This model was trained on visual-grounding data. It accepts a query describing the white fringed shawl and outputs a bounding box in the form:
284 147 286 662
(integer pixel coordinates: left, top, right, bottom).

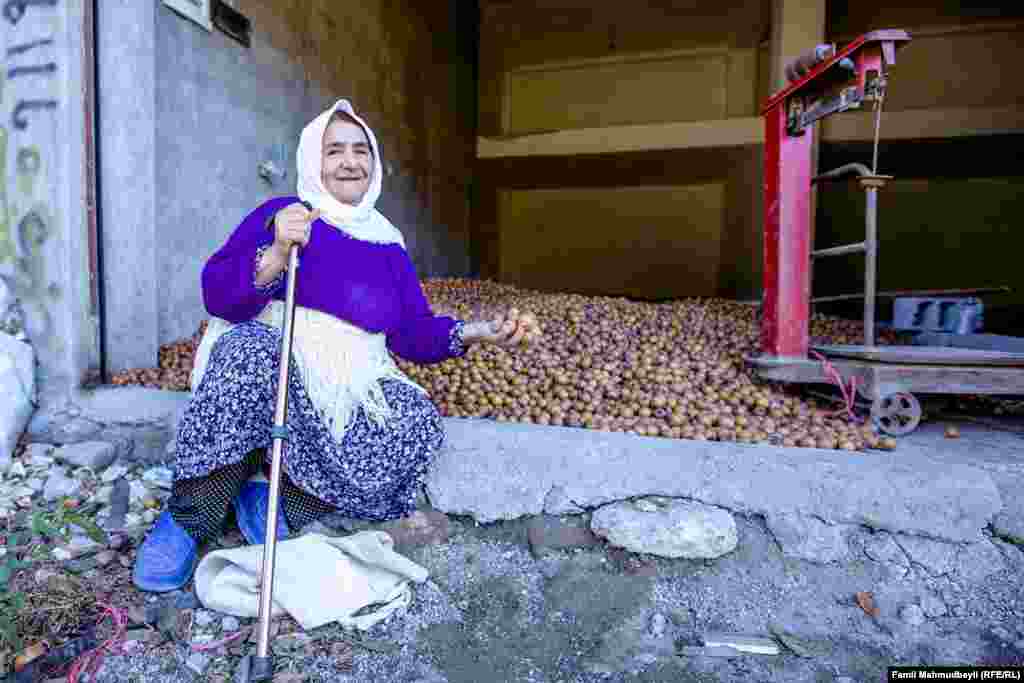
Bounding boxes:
191 302 426 441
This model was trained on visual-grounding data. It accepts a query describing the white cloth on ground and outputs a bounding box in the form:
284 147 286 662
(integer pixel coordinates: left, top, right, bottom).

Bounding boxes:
194 530 429 631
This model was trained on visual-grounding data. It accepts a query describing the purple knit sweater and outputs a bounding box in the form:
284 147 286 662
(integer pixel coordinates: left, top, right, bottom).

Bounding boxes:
201 196 463 365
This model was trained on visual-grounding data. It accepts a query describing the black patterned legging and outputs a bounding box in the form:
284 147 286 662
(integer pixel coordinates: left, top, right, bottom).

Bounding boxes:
168 448 334 543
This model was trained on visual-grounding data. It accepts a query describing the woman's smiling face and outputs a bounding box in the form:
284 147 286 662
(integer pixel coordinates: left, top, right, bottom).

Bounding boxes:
321 115 373 206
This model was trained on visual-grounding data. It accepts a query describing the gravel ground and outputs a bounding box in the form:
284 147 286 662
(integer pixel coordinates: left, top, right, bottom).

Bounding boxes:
5 418 1023 683
72 511 1024 683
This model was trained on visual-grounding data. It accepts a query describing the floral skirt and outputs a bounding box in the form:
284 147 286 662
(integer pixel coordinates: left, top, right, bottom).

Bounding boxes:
174 321 444 521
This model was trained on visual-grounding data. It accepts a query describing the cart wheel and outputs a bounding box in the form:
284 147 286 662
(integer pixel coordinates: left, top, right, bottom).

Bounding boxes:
871 392 922 436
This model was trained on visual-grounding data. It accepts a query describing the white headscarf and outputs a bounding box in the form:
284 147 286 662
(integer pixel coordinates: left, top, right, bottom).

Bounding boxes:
296 99 406 249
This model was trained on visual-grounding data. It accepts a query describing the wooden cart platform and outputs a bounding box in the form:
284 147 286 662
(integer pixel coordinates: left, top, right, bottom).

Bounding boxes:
745 344 1024 435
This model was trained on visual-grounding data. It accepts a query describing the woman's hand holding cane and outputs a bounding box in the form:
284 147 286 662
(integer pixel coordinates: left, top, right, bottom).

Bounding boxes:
256 205 320 287
272 203 321 259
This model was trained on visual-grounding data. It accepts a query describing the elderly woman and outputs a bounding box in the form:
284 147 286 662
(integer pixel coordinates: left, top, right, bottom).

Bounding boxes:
133 99 540 592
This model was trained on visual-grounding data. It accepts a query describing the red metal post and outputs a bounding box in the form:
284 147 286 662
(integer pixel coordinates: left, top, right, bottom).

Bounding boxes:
760 104 814 358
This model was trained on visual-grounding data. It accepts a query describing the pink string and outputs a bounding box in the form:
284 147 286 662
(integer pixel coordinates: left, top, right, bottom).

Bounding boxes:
66 603 128 683
190 627 249 652
63 606 248 680
810 350 863 423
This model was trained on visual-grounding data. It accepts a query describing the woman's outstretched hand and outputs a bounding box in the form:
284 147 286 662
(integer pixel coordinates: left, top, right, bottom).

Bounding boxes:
468 308 542 348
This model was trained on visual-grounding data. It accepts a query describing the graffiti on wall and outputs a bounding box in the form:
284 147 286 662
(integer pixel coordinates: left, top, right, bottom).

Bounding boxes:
0 0 58 346
3 1 57 26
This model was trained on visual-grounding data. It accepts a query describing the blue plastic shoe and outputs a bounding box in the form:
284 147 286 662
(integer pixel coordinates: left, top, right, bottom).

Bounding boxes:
233 481 291 546
132 511 199 593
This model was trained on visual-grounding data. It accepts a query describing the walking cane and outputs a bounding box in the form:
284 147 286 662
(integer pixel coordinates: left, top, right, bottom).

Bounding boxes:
237 214 306 681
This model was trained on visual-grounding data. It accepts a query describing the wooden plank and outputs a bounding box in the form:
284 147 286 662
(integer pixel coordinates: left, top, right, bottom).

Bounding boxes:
822 106 1024 142
506 50 729 133
744 355 829 383
813 344 1024 367
830 18 1024 44
746 353 1024 398
477 117 763 158
912 333 1024 355
477 104 1024 159
870 363 1024 397
811 286 1012 304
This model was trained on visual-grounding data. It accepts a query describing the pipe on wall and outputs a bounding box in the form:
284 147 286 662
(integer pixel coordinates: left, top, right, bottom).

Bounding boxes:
83 0 107 383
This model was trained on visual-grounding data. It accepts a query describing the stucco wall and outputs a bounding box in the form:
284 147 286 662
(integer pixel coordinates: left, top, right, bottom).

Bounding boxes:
1 0 97 407
153 3 324 351
101 0 477 371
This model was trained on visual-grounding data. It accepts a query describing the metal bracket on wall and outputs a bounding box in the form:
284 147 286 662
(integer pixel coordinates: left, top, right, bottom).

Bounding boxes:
258 160 286 184
161 0 213 32
213 0 250 47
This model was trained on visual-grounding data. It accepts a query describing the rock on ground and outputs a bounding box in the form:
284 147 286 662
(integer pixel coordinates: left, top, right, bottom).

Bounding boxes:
920 593 948 618
184 652 209 676
863 531 909 566
24 387 190 467
527 514 602 559
378 510 450 548
26 409 103 445
193 610 216 628
584 611 677 674
43 469 82 501
765 511 851 564
141 466 173 490
590 497 738 559
54 441 118 471
24 442 55 463
991 474 1024 545
102 463 130 483
76 386 190 427
0 331 35 473
954 540 1008 583
67 534 102 558
993 539 1024 570
893 534 959 577
900 603 926 626
0 278 23 337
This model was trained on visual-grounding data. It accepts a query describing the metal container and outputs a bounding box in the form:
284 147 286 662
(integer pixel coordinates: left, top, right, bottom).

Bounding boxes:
892 297 983 334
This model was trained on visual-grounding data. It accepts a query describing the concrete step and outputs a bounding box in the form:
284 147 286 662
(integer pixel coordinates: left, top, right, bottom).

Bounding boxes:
425 418 1004 546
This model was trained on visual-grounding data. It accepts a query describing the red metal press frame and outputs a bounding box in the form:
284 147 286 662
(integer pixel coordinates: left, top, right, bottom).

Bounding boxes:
759 30 911 359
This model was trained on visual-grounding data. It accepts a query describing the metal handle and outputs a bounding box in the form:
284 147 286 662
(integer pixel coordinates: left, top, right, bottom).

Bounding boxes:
811 162 871 184
808 162 883 347
812 242 866 259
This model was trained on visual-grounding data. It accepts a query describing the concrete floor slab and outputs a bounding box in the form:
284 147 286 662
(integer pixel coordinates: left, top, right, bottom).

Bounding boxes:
892 418 1024 543
77 386 191 427
47 387 1022 546
426 418 1008 544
